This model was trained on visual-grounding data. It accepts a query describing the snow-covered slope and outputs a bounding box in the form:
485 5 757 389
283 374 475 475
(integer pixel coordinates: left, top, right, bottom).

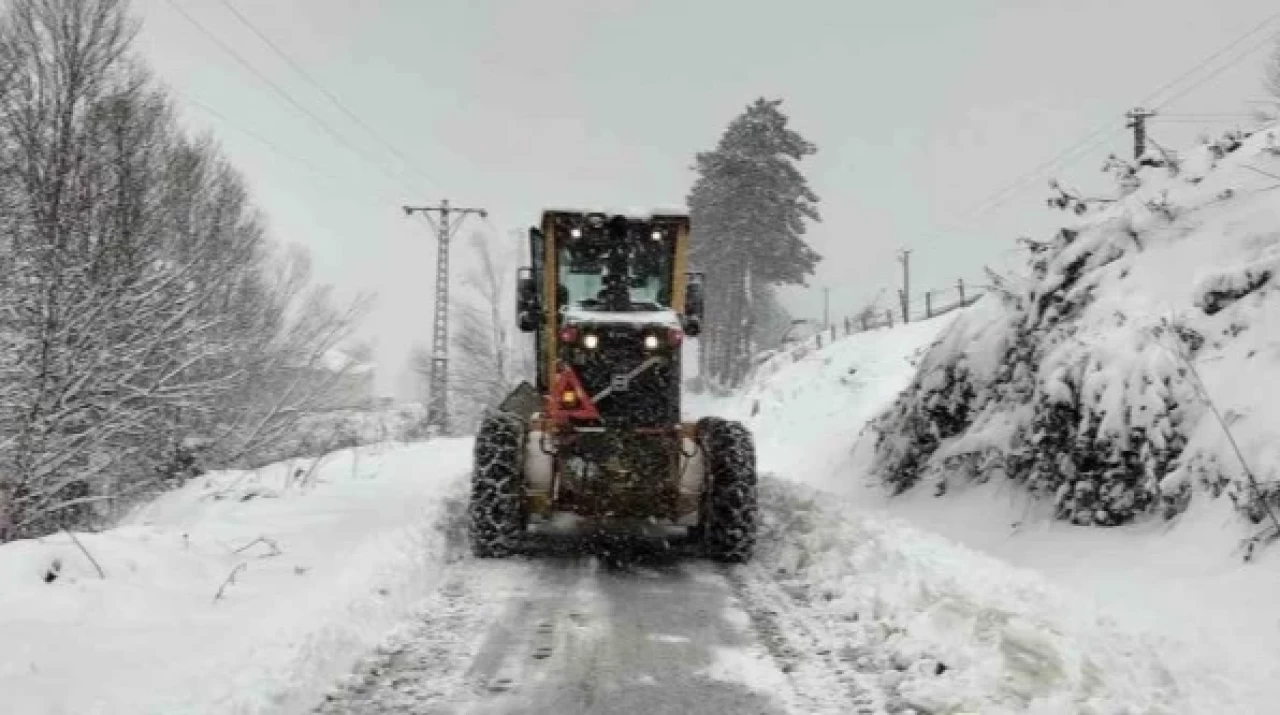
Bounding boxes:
710 238 1280 709
686 317 954 490
0 440 471 715
688 314 1262 711
868 126 1280 535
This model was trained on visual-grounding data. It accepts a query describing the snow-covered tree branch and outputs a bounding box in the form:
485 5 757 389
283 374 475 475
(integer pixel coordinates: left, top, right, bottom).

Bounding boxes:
0 0 369 541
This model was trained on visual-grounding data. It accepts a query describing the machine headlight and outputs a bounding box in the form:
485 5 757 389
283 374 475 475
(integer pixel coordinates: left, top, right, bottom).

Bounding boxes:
582 333 600 349
643 334 660 350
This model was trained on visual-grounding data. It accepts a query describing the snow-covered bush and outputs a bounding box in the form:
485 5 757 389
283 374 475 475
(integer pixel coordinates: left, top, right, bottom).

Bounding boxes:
869 123 1280 531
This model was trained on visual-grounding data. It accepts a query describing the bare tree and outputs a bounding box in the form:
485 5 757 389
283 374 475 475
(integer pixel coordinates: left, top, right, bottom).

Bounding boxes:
0 0 371 540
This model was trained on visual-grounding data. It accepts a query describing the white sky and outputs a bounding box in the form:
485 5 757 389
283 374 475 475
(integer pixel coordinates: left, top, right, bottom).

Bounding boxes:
129 0 1280 397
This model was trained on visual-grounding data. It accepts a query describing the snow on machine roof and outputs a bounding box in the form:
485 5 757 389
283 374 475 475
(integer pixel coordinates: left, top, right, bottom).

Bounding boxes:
561 306 682 328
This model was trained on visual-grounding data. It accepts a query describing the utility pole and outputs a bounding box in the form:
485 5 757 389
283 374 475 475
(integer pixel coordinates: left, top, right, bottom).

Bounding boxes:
822 287 830 330
898 249 912 323
1126 107 1157 160
403 199 488 435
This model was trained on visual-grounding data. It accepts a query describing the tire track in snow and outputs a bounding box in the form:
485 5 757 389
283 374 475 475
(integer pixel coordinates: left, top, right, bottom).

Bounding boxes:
314 528 917 714
727 566 889 715
313 541 806 714
313 559 536 714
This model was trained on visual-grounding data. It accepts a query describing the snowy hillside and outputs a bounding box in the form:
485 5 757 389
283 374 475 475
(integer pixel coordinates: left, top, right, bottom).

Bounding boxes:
706 279 1280 710
867 125 1280 540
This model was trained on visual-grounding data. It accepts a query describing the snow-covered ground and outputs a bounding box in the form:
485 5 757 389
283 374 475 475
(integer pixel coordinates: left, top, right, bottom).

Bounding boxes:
696 309 1280 712
687 318 956 490
0 440 471 715
3 311 1274 713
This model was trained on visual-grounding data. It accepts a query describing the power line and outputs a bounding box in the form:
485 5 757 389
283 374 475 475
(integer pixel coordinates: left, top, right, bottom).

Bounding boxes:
178 94 337 178
1158 113 1260 118
178 93 412 206
212 0 440 193
951 8 1280 227
1142 10 1280 109
958 125 1122 223
1153 30 1280 111
159 0 418 196
1150 117 1257 124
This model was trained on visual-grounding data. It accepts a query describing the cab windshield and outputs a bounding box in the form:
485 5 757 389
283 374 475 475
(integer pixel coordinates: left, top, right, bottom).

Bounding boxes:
558 242 672 312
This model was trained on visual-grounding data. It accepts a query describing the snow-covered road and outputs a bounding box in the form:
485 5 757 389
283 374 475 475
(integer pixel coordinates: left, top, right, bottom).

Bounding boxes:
314 529 877 715
311 474 1208 715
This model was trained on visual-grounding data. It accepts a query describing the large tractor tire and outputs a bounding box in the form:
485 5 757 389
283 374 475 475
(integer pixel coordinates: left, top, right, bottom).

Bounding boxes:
470 411 527 558
697 417 758 563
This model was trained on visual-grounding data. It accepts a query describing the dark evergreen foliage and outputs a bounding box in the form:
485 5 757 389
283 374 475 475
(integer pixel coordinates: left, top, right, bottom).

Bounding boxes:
687 99 821 386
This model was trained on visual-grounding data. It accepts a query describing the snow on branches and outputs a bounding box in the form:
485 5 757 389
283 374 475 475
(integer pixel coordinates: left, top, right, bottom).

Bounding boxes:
0 0 369 541
871 123 1280 533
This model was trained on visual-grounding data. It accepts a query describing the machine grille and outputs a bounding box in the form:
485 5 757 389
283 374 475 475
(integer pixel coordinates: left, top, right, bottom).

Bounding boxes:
571 326 679 427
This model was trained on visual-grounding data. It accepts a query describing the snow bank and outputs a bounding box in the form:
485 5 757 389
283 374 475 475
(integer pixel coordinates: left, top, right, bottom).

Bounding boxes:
0 439 471 715
686 317 954 490
754 478 1247 714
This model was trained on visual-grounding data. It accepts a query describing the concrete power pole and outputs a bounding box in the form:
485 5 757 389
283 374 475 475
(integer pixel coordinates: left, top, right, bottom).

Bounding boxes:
898 249 912 323
1126 107 1157 160
403 199 488 434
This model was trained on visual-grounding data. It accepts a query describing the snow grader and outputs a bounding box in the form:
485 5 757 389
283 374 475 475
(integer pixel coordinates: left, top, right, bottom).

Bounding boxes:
469 209 758 562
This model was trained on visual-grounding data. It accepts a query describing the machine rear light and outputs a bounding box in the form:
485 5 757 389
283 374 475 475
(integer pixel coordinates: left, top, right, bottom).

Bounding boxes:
582 333 600 350
642 334 660 350
667 327 684 347
559 325 579 344
561 390 578 406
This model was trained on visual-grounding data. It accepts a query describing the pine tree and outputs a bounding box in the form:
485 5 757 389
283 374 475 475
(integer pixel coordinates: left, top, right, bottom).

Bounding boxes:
687 98 821 385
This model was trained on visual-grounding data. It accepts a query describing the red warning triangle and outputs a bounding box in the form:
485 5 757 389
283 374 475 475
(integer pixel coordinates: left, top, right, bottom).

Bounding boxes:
546 362 600 420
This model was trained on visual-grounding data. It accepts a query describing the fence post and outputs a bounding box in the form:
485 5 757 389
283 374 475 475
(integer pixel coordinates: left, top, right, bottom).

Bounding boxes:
886 309 894 327
844 316 851 335
958 278 966 306
925 292 933 318
898 289 909 323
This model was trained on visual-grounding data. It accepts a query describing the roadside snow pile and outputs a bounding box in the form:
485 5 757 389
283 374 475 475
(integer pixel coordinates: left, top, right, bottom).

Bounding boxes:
753 478 1246 714
687 317 953 489
866 124 1280 535
0 439 470 715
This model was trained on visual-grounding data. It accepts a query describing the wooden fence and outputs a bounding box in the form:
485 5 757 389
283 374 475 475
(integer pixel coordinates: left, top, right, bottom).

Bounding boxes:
748 280 986 381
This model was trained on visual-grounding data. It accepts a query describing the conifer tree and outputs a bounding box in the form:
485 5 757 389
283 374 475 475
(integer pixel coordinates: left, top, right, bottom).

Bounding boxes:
687 98 821 385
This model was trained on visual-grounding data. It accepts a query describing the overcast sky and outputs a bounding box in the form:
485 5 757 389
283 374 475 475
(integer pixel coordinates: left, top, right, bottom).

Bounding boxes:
130 0 1279 397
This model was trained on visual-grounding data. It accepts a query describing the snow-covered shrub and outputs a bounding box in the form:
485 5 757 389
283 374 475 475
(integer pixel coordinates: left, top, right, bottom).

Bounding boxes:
1102 154 1142 196
1192 256 1277 315
868 126 1280 529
